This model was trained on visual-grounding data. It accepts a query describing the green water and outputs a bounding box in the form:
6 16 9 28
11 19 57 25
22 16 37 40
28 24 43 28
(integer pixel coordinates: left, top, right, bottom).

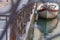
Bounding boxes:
36 12 60 37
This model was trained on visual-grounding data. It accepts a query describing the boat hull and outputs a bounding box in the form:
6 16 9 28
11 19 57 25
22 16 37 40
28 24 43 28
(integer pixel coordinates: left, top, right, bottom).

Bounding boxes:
38 10 58 18
37 2 59 18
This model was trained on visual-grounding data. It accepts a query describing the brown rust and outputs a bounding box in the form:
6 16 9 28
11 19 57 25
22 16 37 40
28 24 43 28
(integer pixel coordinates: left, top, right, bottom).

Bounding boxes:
37 9 58 12
10 28 16 40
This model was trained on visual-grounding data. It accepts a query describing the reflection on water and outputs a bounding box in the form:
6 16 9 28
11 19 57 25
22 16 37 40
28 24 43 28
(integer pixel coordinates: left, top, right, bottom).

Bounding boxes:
33 15 60 40
37 17 58 35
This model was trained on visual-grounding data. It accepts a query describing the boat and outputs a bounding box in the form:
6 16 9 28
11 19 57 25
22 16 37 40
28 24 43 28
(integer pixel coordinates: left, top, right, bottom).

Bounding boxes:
37 2 59 18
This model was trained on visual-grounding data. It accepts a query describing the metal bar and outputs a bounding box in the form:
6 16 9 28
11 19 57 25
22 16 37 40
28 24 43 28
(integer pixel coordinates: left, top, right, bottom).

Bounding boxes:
6 16 7 40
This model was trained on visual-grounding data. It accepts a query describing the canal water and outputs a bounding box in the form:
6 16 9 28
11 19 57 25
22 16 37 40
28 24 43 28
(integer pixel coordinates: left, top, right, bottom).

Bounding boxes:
33 10 60 40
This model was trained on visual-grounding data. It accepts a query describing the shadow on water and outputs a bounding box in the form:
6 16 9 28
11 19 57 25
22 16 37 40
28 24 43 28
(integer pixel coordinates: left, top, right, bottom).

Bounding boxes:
37 16 58 36
35 9 60 40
